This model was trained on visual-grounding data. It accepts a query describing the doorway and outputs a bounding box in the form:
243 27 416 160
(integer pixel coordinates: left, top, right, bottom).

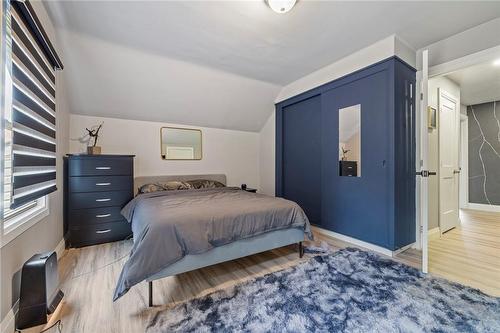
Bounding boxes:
422 48 500 296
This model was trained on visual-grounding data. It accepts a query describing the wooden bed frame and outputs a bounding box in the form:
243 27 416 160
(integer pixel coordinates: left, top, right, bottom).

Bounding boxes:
133 174 306 307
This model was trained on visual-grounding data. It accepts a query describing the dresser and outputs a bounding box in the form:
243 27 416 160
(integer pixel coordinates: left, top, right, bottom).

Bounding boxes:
64 154 135 248
339 161 357 177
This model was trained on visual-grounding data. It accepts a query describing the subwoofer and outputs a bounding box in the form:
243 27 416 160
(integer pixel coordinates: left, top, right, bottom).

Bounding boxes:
16 251 64 330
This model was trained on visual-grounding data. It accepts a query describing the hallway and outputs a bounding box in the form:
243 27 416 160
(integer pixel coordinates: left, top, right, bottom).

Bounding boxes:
429 209 500 296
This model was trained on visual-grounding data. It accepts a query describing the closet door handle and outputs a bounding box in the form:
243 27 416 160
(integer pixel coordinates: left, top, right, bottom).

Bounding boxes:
96 214 111 218
96 198 111 202
95 229 111 234
96 182 111 186
95 166 111 170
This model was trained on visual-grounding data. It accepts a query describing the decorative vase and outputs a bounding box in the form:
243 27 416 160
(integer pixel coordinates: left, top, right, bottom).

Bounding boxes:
87 146 102 155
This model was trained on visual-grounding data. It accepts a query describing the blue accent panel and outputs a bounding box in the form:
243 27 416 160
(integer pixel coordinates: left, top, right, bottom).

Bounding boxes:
282 95 322 225
275 56 416 251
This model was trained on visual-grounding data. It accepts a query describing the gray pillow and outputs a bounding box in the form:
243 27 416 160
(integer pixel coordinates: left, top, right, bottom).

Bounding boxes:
160 181 192 191
138 183 165 194
186 179 225 189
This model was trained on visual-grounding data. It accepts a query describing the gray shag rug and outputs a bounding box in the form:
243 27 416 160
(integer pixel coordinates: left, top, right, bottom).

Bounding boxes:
147 247 500 333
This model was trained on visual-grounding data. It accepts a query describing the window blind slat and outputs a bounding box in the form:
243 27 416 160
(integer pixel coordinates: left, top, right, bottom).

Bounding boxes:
10 185 56 209
13 171 56 190
12 144 57 159
13 166 56 176
13 154 56 167
13 105 56 138
13 179 56 198
13 131 56 153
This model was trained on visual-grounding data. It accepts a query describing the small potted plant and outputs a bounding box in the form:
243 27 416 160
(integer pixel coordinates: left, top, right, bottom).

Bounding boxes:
86 122 103 155
341 147 350 161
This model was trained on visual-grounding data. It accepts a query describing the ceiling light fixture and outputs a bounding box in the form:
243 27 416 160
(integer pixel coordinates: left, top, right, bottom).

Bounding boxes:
266 0 297 14
494 58 500 66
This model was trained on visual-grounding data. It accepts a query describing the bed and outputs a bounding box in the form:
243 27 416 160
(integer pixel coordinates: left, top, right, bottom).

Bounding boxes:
113 174 312 306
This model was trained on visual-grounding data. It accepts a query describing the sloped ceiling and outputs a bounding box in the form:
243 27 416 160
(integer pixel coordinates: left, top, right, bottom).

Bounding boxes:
45 1 500 132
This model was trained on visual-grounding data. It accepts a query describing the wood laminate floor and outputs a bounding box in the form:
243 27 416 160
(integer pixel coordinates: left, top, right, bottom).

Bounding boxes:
428 209 500 297
25 210 500 332
30 231 420 333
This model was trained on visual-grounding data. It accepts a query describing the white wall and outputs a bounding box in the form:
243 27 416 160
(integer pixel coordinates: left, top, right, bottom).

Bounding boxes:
1 1 70 323
275 35 415 103
69 115 260 190
427 76 461 230
259 112 275 196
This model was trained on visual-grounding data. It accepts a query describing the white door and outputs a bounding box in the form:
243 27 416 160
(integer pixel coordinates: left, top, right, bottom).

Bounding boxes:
417 50 430 273
438 89 460 233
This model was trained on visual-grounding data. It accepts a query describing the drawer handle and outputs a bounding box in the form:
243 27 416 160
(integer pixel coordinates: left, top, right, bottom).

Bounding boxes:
96 214 111 218
96 198 111 202
96 229 111 234
95 167 111 170
96 182 111 186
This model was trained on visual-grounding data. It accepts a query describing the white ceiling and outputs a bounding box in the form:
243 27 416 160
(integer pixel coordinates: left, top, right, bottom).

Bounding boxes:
445 61 500 106
44 1 500 131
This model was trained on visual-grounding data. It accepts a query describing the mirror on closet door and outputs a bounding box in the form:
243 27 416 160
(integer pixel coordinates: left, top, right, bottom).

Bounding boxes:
339 104 361 177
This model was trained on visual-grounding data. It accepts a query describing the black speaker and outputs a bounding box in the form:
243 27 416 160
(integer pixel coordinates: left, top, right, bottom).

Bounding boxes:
16 251 64 330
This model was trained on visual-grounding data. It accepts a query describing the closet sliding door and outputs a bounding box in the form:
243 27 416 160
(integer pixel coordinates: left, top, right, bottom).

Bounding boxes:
321 69 392 248
280 95 322 226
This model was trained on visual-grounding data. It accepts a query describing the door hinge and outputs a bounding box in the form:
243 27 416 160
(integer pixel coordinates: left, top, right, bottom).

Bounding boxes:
420 93 424 101
420 225 423 233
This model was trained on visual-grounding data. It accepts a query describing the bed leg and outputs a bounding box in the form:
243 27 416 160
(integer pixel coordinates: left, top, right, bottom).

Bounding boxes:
148 281 153 307
299 242 304 258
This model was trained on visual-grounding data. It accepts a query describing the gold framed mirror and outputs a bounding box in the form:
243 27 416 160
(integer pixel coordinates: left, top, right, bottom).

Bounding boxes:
160 127 202 160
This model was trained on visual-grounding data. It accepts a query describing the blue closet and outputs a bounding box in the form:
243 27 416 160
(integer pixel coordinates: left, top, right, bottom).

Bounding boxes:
276 57 416 251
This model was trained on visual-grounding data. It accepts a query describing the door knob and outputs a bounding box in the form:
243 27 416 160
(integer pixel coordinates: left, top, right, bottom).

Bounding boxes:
453 169 461 174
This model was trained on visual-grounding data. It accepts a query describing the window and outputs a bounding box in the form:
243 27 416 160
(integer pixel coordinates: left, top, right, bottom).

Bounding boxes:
1 0 62 245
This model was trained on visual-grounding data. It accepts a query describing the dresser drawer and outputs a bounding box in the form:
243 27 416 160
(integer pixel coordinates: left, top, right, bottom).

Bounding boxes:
69 191 132 209
68 158 133 176
69 176 132 193
68 221 131 248
68 206 125 225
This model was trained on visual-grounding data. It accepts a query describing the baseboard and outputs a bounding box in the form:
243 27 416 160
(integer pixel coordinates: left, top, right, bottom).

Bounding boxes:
0 301 17 333
466 203 500 213
428 227 441 241
312 226 394 257
55 238 66 260
392 243 415 255
0 238 65 333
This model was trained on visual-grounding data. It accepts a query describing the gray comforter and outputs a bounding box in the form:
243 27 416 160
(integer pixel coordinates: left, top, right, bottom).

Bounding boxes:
113 187 312 300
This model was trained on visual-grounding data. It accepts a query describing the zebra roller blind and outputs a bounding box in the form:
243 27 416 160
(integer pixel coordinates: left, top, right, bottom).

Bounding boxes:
6 0 63 209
